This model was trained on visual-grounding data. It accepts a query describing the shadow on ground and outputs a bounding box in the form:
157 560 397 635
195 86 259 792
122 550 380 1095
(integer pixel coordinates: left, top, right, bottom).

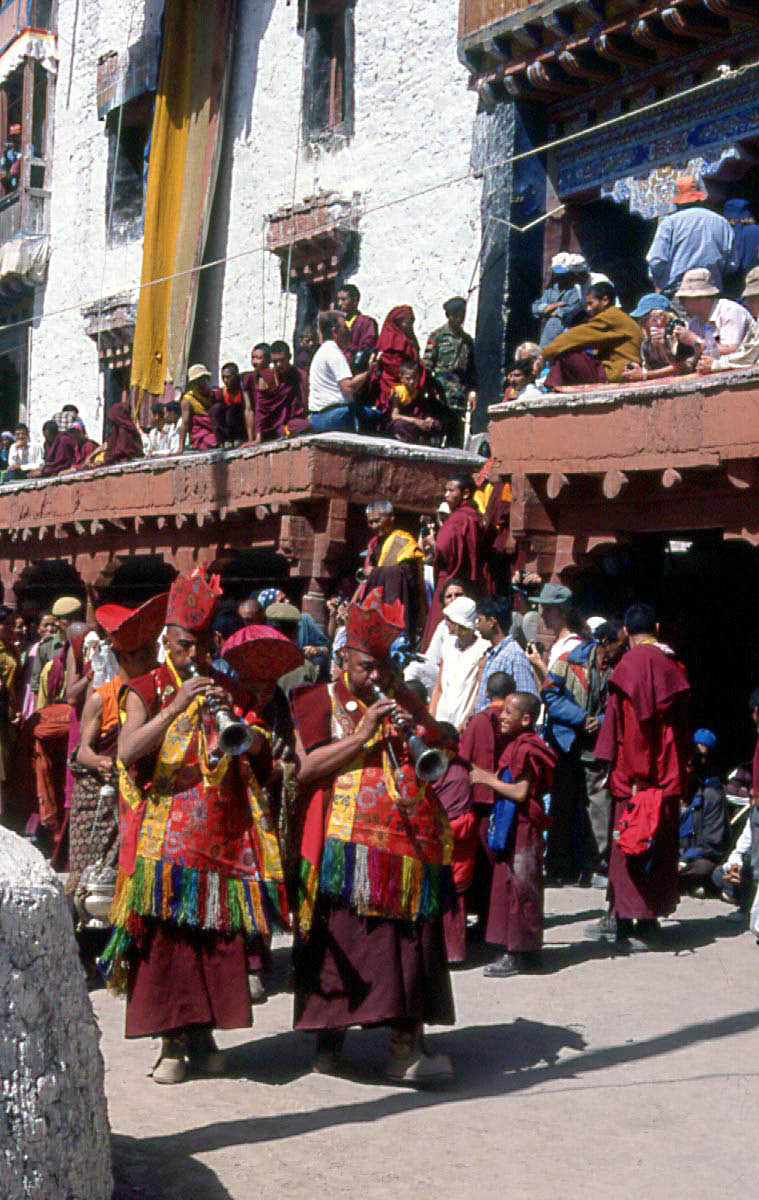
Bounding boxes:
111 999 759 1199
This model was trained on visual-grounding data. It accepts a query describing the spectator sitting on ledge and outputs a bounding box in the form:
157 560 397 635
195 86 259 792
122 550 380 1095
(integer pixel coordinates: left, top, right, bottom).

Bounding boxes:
386 359 443 446
624 294 702 383
676 267 752 356
537 282 642 389
698 266 759 375
180 363 217 452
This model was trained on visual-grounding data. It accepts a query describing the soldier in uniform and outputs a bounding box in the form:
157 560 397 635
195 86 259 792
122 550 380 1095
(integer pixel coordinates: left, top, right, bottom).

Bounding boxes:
423 296 478 444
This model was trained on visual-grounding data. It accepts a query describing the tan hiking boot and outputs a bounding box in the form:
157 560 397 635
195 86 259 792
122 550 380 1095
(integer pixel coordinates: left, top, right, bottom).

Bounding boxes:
152 1038 188 1085
186 1028 226 1075
386 1025 453 1087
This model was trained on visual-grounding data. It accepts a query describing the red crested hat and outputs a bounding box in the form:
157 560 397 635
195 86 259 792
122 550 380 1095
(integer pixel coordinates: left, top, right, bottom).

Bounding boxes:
344 587 404 660
221 624 304 682
95 592 169 653
165 569 222 632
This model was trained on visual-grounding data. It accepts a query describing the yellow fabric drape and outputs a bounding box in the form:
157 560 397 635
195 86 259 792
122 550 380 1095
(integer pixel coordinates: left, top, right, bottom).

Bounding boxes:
130 0 193 397
130 0 234 401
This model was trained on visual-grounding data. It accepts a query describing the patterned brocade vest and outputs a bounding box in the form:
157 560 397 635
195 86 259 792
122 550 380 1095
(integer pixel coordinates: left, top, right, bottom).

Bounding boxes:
102 658 287 983
294 674 453 935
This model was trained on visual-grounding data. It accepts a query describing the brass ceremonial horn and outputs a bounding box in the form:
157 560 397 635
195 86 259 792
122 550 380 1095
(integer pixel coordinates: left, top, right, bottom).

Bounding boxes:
188 663 254 764
370 684 447 784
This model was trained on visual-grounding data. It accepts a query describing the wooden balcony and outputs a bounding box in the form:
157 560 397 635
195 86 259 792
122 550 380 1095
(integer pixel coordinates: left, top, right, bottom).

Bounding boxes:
0 433 479 622
0 182 49 245
487 368 759 576
458 0 759 100
0 1 54 55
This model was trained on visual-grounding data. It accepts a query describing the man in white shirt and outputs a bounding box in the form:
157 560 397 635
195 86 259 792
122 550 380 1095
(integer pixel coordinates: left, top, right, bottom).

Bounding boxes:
698 265 759 374
307 310 378 433
429 596 488 730
6 422 42 478
675 268 753 354
142 401 170 457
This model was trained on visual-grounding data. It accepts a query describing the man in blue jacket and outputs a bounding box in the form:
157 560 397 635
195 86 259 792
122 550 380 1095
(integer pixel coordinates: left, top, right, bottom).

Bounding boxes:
541 620 627 883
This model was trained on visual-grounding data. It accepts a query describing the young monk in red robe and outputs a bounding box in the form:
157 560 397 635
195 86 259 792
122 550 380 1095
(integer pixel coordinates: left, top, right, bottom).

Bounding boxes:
374 305 424 413
386 359 443 446
253 341 310 442
591 603 691 949
469 691 557 977
457 670 514 939
421 473 487 651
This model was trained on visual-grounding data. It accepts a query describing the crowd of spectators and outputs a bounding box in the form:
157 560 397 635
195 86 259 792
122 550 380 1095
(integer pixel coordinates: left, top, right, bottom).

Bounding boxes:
505 178 759 402
3 473 757 987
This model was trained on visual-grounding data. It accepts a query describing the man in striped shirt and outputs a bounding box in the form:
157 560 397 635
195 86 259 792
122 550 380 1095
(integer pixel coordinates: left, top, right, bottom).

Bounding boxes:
473 596 537 714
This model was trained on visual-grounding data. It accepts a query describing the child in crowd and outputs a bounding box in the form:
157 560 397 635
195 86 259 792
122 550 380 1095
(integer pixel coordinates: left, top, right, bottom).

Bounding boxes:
469 691 557 977
386 359 443 445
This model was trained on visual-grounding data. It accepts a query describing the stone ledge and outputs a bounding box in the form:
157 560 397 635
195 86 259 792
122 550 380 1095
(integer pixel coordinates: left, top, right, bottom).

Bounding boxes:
489 366 759 417
0 432 480 498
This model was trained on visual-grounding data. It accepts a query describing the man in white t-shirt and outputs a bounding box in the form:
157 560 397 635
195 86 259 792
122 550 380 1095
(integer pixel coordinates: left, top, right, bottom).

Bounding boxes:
675 267 753 354
307 310 377 433
429 596 488 730
6 422 42 477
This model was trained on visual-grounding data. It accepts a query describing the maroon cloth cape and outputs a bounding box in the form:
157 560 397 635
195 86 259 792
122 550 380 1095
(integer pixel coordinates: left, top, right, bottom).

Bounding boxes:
545 350 607 388
459 705 507 806
607 795 680 919
481 816 543 952
290 676 453 757
498 730 557 831
345 312 378 365
421 504 485 650
431 753 472 822
375 306 424 412
362 557 425 643
293 898 454 1030
255 364 308 439
126 922 251 1037
41 431 78 475
103 402 144 465
595 644 691 799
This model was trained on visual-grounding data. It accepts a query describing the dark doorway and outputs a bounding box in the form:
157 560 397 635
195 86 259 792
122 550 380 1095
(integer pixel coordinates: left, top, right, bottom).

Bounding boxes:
571 197 655 312
14 560 85 618
95 554 177 607
569 533 759 773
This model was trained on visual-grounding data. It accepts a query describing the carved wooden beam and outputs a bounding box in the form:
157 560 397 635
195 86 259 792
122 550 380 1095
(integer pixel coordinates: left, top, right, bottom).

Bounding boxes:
594 31 657 68
704 0 759 21
631 16 683 52
21 527 32 542
546 472 569 500
91 519 103 535
602 469 629 499
526 59 585 96
74 521 85 535
727 463 759 490
37 526 47 541
662 468 683 489
558 49 617 84
157 517 166 530
175 514 187 529
661 4 729 40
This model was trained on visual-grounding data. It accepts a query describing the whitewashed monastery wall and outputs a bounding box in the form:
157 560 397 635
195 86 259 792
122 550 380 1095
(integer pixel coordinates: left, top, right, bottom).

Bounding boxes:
28 0 479 440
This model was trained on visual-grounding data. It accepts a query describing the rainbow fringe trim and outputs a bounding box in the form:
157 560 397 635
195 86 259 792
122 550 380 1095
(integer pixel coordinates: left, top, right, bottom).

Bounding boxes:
99 856 288 983
307 837 454 928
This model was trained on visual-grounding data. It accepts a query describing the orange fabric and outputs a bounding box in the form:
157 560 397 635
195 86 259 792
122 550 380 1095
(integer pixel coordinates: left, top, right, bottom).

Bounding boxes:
31 702 70 833
97 675 124 739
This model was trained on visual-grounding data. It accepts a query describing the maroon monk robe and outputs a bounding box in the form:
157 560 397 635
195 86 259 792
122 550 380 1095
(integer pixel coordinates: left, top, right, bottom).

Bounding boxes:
432 754 477 963
360 533 426 644
421 503 486 650
595 642 691 920
102 402 144 465
483 731 556 953
209 385 246 443
254 364 309 440
344 312 378 367
458 704 507 932
41 431 79 475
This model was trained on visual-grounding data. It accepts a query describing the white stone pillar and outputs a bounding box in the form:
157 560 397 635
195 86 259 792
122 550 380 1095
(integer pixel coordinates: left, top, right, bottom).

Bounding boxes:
0 828 112 1200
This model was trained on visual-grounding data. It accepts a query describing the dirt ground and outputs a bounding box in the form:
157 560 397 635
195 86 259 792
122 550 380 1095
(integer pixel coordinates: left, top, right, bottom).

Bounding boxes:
98 887 758 1200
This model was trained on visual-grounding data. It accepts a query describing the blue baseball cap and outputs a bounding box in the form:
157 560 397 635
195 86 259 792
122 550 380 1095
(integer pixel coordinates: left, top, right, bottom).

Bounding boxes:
693 728 717 751
630 293 673 320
